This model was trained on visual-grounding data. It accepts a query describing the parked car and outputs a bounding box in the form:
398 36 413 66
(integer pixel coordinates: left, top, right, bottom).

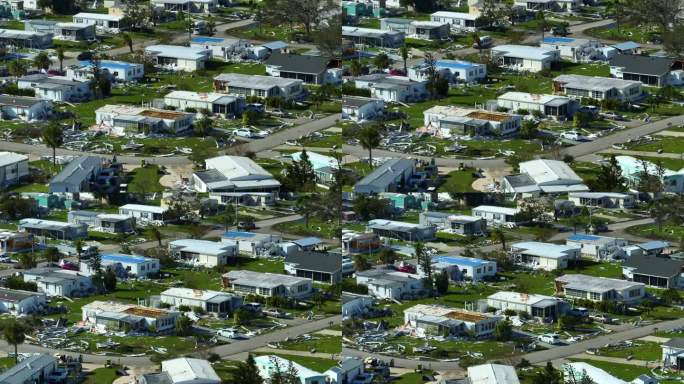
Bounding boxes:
237 221 256 231
538 333 562 345
397 263 416 273
217 328 244 339
242 302 262 312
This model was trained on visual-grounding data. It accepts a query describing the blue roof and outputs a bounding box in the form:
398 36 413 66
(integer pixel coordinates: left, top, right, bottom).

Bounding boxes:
435 60 476 70
102 253 152 264
432 255 488 267
191 36 224 44
78 60 139 70
293 237 323 247
223 230 257 239
638 241 669 251
567 234 601 241
612 41 640 51
262 41 288 50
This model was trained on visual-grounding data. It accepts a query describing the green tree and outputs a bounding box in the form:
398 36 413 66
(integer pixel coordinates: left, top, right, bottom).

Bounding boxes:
206 15 216 36
434 270 449 295
358 125 381 167
377 248 396 266
399 45 409 74
42 122 64 165
594 155 626 192
74 239 84 264
494 319 513 341
235 354 263 384
56 46 65 72
122 33 133 53
3 320 26 363
373 53 390 70
18 253 36 269
8 60 27 77
33 52 51 71
43 247 60 264
175 314 192 336
353 254 371 272
194 110 212 136
661 288 681 305
352 195 388 221
491 227 507 251
147 226 163 247
103 268 117 291
349 60 363 77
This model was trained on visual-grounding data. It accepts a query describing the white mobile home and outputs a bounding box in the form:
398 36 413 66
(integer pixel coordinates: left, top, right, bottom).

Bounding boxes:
23 267 94 297
565 234 628 260
163 91 244 116
145 44 211 72
221 230 281 257
73 12 126 33
487 291 568 321
509 241 581 271
553 74 643 102
430 11 479 32
168 239 238 267
0 151 29 187
160 287 242 315
0 95 52 121
94 104 194 137
213 73 304 100
118 204 169 225
555 274 645 303
497 92 578 119
404 304 501 338
0 288 47 315
472 205 521 226
223 270 313 298
568 192 635 209
491 45 560 73
101 254 160 277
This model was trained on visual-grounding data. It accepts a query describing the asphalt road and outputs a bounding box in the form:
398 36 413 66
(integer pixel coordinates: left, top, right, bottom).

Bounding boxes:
209 315 341 360
244 113 341 154
566 115 684 160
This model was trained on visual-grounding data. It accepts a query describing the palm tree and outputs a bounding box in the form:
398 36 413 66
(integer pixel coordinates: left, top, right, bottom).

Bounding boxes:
492 227 507 251
350 60 363 77
206 15 216 36
358 125 381 167
33 52 51 71
42 122 64 165
399 45 409 75
3 320 26 363
471 32 483 59
373 53 390 71
147 226 163 247
56 46 65 73
74 239 84 264
122 33 133 53
7 60 27 77
537 10 547 42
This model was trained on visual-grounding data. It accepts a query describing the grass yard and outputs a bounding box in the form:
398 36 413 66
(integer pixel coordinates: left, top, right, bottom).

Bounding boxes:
232 257 285 274
212 360 240 382
632 156 684 171
394 372 430 384
438 168 478 193
626 136 684 154
298 134 344 148
599 341 662 361
571 161 603 185
127 165 164 194
161 268 225 290
584 25 655 43
272 216 339 239
625 223 684 241
0 356 15 371
384 336 521 363
6 183 48 193
83 368 119 384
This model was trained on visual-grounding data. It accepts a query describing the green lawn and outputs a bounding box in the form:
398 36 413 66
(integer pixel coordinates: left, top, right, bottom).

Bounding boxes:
625 223 684 241
626 136 684 154
6 183 48 193
272 216 339 239
83 368 119 384
571 161 603 185
599 341 662 361
128 165 164 194
584 25 655 43
438 168 478 193
395 372 432 384
631 156 684 172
